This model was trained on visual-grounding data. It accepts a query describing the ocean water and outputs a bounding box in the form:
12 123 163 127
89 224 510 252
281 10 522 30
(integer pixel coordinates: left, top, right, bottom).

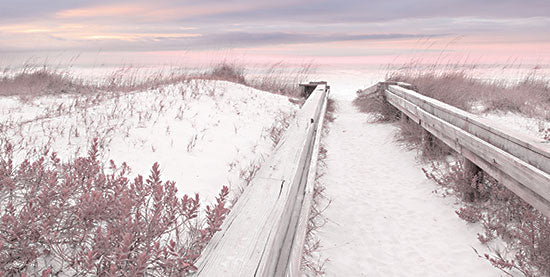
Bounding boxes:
1 62 548 90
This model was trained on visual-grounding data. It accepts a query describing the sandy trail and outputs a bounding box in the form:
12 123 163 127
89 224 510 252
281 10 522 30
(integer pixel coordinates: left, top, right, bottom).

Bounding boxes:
316 96 501 276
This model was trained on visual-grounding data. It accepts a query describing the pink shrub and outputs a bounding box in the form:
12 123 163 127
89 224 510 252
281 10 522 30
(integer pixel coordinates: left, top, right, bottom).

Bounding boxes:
423 160 550 276
479 185 550 276
422 160 487 202
0 139 230 276
200 186 230 243
455 206 482 223
540 127 550 141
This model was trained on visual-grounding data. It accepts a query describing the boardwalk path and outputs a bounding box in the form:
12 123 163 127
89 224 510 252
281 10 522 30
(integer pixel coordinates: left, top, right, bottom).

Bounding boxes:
316 95 501 276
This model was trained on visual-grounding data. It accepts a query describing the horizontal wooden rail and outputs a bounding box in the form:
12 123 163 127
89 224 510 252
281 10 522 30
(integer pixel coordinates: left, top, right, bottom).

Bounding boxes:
378 82 550 217
194 84 328 276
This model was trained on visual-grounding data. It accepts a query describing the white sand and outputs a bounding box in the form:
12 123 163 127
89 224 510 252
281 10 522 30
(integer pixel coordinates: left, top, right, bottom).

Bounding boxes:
0 80 297 202
315 79 502 276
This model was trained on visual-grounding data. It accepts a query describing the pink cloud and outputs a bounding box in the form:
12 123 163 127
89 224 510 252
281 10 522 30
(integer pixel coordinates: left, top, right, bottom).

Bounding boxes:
55 3 257 21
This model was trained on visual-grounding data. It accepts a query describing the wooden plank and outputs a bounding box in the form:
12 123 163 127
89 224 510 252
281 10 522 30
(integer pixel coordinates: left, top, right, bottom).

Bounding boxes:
263 85 327 276
422 117 550 216
385 89 550 217
387 85 550 175
386 91 420 124
261 123 316 275
195 85 328 276
356 83 381 97
286 88 328 276
409 101 550 203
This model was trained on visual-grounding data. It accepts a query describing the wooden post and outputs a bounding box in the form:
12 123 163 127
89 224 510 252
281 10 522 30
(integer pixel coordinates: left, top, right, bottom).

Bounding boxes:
421 129 434 152
384 84 550 217
463 157 482 201
463 158 481 177
400 111 409 124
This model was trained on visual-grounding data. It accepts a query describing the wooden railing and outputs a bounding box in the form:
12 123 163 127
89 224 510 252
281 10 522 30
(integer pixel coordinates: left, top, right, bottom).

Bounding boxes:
374 82 550 217
194 83 329 276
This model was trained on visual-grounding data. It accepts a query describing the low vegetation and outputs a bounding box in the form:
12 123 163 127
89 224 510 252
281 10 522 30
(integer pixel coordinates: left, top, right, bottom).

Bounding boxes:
424 160 550 276
203 62 315 97
387 67 550 120
354 67 550 276
0 139 230 275
0 61 314 99
0 68 91 98
0 62 304 276
0 65 188 98
353 87 400 122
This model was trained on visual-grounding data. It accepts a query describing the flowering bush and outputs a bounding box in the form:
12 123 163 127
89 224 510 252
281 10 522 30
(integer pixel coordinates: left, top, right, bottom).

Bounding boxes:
0 139 230 276
423 160 550 276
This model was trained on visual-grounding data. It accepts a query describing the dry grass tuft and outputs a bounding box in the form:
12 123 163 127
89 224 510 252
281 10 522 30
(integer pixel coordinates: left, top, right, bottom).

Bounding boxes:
352 91 400 122
387 68 550 119
248 62 315 98
201 62 315 98
324 97 337 123
0 67 92 98
393 119 453 161
204 63 247 84
1 62 315 101
0 65 192 99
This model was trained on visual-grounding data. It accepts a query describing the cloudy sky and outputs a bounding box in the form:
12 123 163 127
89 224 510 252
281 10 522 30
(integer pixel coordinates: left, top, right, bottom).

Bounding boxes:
1 0 549 65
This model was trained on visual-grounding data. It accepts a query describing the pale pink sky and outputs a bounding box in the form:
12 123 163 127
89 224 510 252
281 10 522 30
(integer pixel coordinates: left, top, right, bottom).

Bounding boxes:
1 0 549 66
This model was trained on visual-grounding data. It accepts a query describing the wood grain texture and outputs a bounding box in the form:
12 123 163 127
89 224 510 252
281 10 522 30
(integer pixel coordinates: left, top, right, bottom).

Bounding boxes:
387 85 550 174
194 85 328 276
385 86 550 217
286 87 329 276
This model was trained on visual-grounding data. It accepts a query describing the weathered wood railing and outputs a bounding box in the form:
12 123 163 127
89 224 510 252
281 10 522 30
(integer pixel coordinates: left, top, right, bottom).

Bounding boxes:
194 83 329 276
366 82 550 217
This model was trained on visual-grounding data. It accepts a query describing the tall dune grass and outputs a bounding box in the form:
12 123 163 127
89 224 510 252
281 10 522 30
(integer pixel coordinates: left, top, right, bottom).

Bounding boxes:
354 63 550 276
0 60 305 275
0 66 92 97
202 62 315 97
386 64 550 119
0 61 315 99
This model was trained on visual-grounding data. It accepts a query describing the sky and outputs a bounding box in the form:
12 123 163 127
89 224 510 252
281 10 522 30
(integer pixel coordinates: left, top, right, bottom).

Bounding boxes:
1 0 549 66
